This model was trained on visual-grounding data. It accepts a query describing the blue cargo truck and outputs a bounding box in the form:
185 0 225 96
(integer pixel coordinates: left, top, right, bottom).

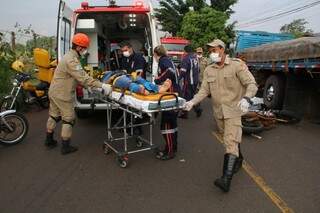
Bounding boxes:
235 31 320 120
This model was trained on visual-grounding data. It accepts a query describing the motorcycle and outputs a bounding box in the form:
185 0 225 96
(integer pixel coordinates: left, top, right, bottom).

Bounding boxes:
1 48 56 111
0 63 50 111
0 109 29 145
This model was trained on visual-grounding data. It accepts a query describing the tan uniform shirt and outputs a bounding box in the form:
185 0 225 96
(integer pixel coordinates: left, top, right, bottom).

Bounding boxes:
192 56 258 119
49 49 102 102
198 57 209 83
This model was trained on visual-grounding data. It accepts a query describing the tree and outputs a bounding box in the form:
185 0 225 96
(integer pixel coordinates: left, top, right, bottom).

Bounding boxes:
155 0 208 36
155 0 238 36
280 19 313 38
187 0 207 11
210 0 238 16
26 36 55 56
178 7 234 49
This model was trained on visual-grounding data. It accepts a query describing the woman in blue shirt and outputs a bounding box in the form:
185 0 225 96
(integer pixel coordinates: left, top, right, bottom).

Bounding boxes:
153 45 180 160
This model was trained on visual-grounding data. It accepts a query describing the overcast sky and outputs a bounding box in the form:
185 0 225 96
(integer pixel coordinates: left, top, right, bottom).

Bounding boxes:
0 0 319 41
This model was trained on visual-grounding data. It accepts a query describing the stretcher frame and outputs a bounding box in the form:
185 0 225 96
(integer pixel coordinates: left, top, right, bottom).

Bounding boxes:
99 93 184 168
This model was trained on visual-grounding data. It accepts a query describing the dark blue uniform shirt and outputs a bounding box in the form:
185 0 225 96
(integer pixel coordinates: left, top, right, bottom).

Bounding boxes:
154 56 180 93
120 52 147 76
180 53 200 86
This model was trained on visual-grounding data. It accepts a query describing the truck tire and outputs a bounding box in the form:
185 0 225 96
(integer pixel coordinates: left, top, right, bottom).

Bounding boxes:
263 75 285 109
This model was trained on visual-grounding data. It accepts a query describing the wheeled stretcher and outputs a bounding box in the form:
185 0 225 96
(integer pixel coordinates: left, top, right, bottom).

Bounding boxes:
99 90 185 168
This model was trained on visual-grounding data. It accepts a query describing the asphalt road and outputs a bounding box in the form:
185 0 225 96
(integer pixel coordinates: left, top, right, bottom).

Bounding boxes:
1 100 319 213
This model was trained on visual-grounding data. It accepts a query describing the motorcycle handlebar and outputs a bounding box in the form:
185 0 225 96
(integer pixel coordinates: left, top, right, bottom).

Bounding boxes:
15 73 31 82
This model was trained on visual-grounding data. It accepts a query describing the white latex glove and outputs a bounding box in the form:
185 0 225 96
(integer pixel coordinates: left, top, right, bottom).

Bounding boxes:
101 83 112 96
237 98 250 114
184 101 194 111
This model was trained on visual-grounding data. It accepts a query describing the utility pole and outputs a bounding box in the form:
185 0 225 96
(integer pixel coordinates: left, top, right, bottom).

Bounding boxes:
33 32 37 48
11 31 16 51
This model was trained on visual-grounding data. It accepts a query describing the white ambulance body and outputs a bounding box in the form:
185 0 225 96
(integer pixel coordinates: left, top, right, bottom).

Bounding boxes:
57 0 160 117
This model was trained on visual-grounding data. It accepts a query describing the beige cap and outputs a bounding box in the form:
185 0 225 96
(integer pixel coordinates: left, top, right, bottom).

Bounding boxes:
207 39 225 49
196 47 203 53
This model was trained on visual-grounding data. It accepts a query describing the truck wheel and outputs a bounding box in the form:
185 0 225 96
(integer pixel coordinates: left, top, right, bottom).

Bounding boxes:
263 75 285 109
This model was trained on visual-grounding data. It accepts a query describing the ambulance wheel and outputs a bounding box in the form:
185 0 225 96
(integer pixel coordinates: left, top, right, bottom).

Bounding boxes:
103 144 111 155
118 155 129 168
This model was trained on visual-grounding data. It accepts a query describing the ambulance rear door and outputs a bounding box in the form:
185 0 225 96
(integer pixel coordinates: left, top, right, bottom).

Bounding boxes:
57 0 75 61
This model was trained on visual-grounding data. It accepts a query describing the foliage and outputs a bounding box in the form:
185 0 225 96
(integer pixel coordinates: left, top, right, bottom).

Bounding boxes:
280 19 314 38
155 0 216 36
0 23 55 98
26 36 55 57
209 0 238 16
14 23 55 57
155 0 190 36
155 0 237 37
178 7 234 50
0 33 15 98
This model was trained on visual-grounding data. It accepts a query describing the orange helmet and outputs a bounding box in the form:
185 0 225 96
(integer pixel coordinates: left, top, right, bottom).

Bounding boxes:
72 33 90 48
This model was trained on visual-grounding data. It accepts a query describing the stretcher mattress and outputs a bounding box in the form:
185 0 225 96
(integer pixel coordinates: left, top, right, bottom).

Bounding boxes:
109 91 185 112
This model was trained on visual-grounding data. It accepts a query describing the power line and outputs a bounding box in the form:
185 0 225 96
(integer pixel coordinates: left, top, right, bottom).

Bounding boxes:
236 0 302 24
237 0 320 28
238 0 314 25
236 0 320 28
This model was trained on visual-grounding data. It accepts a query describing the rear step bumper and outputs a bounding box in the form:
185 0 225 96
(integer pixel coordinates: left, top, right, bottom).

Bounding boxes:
75 103 118 110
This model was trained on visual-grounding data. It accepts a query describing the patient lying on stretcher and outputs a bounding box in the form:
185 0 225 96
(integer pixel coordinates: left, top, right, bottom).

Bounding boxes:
102 71 172 95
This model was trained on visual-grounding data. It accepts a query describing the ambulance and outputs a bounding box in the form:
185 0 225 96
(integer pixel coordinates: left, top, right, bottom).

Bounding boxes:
160 37 190 65
57 0 160 117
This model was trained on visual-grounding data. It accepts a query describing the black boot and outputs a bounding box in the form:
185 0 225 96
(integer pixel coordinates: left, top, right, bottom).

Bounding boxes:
214 154 237 192
45 132 57 149
234 144 243 174
61 140 78 155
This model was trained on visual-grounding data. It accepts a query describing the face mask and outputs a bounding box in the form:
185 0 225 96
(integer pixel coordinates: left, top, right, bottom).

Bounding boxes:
123 51 131 57
197 54 203 59
209 52 221 63
79 49 88 56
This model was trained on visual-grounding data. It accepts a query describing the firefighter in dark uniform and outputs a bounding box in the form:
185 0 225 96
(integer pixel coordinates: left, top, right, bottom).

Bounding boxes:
179 45 202 118
153 45 180 160
119 41 147 135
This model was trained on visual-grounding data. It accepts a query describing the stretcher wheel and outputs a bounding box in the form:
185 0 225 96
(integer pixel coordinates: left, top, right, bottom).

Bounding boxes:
117 156 129 168
103 144 111 155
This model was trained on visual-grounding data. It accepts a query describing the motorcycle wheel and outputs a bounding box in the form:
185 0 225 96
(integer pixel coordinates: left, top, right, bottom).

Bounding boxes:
242 119 264 135
0 112 29 145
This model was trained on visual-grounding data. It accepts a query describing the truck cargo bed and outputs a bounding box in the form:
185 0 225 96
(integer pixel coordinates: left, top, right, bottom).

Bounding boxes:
241 37 320 61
